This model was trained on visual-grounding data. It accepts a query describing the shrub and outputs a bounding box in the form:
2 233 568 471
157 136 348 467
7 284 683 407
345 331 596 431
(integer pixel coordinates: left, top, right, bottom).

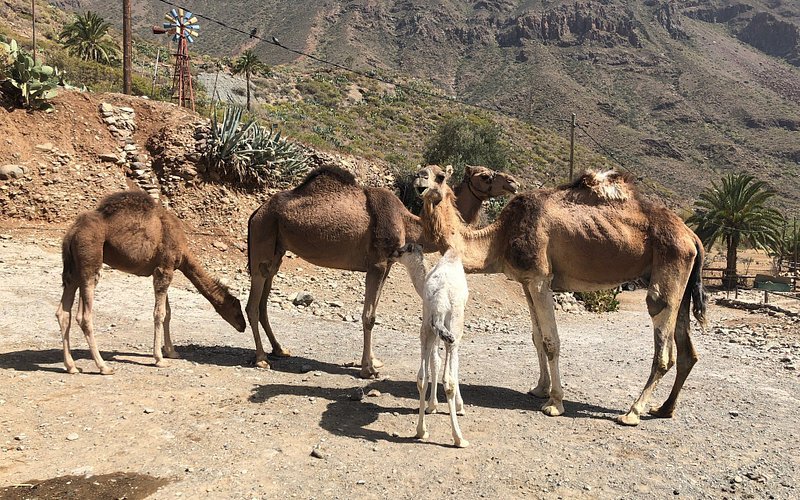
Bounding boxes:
575 289 621 313
206 106 309 188
0 39 59 110
423 115 510 177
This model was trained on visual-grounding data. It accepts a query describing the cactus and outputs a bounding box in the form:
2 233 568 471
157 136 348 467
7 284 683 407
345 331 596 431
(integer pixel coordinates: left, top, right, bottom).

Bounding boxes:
0 38 60 110
207 106 309 187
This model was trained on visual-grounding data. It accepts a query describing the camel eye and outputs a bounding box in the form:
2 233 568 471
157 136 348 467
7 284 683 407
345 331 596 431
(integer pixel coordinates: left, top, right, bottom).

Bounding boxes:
481 174 491 180
436 174 445 182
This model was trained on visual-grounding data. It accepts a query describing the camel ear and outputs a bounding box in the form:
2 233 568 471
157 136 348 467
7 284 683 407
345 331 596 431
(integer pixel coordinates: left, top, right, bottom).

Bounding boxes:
464 165 476 177
444 164 454 179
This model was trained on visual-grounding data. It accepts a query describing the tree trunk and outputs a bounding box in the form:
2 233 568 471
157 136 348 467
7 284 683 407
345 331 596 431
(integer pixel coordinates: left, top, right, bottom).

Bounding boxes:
723 233 739 290
246 70 251 111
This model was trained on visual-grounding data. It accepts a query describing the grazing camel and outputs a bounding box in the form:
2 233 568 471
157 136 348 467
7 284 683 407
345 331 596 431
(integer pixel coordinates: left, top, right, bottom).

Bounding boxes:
396 238 470 447
415 168 707 426
57 190 246 375
246 164 517 377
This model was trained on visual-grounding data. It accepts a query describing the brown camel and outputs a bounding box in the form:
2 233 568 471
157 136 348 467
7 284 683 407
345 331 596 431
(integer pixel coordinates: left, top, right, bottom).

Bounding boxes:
415 168 707 426
246 164 517 377
57 190 246 375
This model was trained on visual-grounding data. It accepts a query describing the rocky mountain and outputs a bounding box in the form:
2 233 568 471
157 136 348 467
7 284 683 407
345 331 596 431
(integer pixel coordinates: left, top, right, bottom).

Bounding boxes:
50 0 800 210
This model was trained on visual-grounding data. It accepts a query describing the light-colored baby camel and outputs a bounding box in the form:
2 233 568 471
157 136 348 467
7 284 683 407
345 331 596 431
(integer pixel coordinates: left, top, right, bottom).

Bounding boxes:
246 164 517 377
415 168 707 426
397 237 469 447
57 191 246 375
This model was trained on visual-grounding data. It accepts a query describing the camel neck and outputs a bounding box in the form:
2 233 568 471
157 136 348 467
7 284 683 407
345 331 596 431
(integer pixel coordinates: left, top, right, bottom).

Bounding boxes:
453 181 483 225
179 253 231 307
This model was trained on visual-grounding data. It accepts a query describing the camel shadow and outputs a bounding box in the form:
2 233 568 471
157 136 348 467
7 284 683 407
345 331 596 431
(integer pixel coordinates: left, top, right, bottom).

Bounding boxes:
0 348 147 373
176 345 359 377
249 379 620 444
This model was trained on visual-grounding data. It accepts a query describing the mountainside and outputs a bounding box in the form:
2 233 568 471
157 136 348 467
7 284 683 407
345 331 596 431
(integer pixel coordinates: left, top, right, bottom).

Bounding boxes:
47 0 800 210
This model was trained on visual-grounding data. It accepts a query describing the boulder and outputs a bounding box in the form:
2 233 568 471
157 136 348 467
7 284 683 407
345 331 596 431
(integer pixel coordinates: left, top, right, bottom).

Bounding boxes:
0 164 25 180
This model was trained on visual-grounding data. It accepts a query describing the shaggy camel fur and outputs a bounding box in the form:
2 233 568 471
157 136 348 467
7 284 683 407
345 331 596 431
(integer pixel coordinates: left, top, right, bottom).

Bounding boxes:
415 168 707 426
397 239 470 448
57 191 246 375
246 164 517 377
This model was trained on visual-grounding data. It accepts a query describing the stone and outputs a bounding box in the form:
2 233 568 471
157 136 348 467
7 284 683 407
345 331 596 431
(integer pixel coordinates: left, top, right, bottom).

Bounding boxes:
366 389 381 397
119 106 135 113
310 448 325 459
99 102 114 113
124 144 137 152
66 433 79 441
0 164 24 180
144 408 155 414
35 142 54 152
98 153 119 162
212 241 228 252
292 291 314 306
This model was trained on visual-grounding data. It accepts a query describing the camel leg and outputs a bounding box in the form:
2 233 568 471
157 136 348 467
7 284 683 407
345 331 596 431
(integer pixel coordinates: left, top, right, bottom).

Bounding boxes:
426 338 441 414
527 279 564 416
650 293 697 418
162 295 180 359
76 280 113 375
618 281 683 426
524 287 551 398
359 264 391 378
444 343 468 447
246 273 271 369
257 254 290 357
416 329 435 440
152 267 174 368
56 283 79 374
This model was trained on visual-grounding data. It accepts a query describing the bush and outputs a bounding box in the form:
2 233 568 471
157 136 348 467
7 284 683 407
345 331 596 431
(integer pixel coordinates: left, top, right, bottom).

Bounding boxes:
0 39 59 110
575 289 621 313
423 115 510 177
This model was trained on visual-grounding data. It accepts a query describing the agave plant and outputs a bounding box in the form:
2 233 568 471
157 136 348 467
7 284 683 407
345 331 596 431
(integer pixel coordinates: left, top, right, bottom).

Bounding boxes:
206 106 309 187
0 39 60 110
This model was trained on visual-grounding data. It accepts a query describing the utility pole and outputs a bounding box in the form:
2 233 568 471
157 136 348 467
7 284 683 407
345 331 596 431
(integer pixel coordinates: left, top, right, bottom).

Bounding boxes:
568 113 576 181
123 0 132 94
151 47 161 96
31 0 36 64
794 217 798 291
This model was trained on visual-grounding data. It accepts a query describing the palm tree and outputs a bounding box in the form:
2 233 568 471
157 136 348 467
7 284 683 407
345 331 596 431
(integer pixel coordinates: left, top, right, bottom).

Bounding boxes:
232 50 266 111
59 11 120 64
687 173 783 289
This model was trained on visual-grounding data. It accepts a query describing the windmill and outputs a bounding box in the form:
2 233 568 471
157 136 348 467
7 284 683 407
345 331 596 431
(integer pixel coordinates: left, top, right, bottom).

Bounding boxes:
153 9 199 110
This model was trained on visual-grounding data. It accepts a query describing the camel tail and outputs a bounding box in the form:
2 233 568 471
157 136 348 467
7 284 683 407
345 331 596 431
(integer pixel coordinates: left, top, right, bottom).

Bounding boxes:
688 238 708 330
246 207 258 276
61 232 75 288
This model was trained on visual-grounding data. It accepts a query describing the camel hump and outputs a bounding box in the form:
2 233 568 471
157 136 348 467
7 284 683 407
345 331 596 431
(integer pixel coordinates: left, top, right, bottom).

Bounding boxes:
562 169 635 202
96 190 157 217
292 166 358 193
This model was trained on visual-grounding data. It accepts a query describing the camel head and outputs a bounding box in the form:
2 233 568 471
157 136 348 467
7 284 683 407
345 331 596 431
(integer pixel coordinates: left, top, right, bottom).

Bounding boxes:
464 165 519 199
414 164 453 205
217 293 247 332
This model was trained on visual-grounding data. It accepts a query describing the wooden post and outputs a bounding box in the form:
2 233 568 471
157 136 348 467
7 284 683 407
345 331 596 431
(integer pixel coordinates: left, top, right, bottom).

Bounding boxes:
31 0 36 64
122 0 132 94
151 47 161 96
569 113 576 182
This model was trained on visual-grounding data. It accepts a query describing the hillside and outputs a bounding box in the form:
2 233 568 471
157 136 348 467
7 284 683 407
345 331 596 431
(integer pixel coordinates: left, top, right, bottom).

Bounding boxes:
61 0 800 211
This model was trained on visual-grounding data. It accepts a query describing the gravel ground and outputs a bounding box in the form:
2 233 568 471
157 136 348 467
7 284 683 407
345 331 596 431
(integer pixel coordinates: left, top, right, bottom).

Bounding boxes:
1 231 799 499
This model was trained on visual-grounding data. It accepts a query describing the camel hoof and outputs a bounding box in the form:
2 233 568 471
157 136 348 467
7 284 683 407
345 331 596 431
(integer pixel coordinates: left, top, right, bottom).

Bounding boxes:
99 366 114 376
528 386 549 398
648 405 674 418
416 430 429 440
454 438 470 448
255 359 271 370
371 358 385 369
617 412 641 426
456 408 466 417
155 360 170 368
359 366 379 379
66 366 80 375
270 347 292 358
541 400 564 416
425 405 438 415
164 350 181 360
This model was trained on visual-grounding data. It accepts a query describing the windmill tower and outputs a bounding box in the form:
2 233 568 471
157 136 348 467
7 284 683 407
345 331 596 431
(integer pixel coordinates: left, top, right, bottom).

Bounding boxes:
153 9 200 110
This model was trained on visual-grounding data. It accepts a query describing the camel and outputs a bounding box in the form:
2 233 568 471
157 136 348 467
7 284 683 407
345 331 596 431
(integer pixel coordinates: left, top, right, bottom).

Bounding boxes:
246 164 517 377
57 190 247 375
396 238 470 447
415 168 707 426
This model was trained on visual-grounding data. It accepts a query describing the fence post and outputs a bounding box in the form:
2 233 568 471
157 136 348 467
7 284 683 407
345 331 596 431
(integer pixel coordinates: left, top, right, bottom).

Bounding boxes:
569 113 576 182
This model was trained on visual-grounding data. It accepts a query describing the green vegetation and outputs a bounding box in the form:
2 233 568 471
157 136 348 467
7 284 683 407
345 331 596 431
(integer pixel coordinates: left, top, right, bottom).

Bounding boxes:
0 38 59 110
206 106 309 188
423 116 510 181
232 50 267 111
687 173 783 289
575 290 621 313
58 11 119 64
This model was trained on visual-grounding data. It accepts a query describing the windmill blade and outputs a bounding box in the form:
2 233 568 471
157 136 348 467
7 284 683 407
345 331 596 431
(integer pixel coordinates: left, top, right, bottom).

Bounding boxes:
186 24 200 30
187 35 195 43
188 29 199 38
187 16 198 25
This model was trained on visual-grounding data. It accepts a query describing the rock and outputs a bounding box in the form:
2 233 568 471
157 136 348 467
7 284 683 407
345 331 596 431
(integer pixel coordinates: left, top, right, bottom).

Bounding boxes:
212 241 228 252
98 153 119 162
310 448 325 459
119 106 135 113
328 301 344 308
144 408 155 414
292 291 314 306
123 144 137 151
349 388 365 401
99 102 114 113
35 142 54 152
0 164 25 179
14 434 26 441
366 389 381 397
66 433 79 441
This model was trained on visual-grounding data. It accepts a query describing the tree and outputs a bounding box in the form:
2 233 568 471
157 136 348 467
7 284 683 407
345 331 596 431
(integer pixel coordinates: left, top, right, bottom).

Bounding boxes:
232 50 266 111
423 116 509 181
59 11 120 64
687 173 783 289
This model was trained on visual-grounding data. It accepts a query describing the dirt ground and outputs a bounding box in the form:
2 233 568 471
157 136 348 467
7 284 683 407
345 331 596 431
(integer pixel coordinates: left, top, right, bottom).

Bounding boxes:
1 226 799 500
